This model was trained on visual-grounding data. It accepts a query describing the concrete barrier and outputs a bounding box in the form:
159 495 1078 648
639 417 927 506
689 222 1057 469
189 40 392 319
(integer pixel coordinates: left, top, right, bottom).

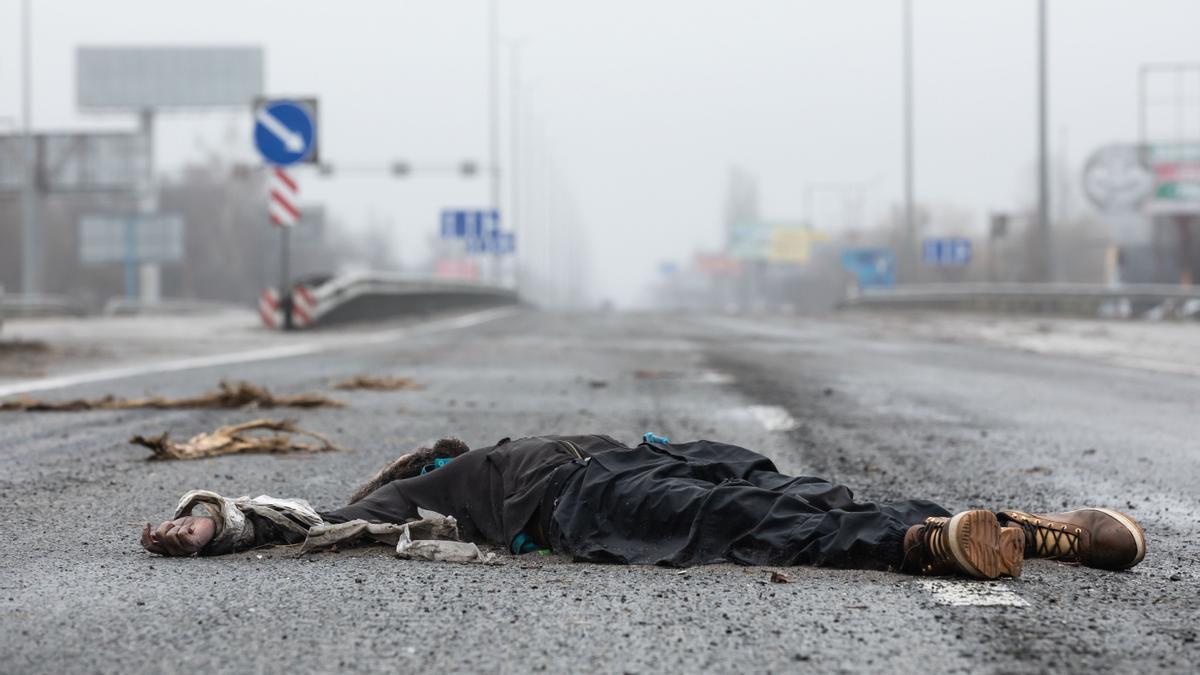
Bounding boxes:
259 272 519 330
842 283 1200 320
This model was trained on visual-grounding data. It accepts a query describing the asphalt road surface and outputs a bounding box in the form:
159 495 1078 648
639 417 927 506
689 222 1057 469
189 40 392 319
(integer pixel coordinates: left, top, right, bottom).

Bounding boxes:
2 309 1197 673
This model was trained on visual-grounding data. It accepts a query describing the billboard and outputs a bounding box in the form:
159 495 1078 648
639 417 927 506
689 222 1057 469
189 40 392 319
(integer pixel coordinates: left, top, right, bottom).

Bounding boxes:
769 226 829 264
1144 143 1200 215
841 248 896 288
0 132 147 193
79 213 184 265
77 47 263 109
728 222 771 260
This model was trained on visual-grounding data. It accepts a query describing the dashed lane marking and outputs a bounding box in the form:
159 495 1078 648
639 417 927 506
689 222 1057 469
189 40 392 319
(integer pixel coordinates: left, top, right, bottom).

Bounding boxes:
745 405 799 432
693 370 735 384
0 306 520 398
916 579 1030 607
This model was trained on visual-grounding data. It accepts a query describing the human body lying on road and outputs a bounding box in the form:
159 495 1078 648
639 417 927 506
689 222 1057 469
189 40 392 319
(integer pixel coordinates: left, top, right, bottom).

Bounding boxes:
141 434 1147 579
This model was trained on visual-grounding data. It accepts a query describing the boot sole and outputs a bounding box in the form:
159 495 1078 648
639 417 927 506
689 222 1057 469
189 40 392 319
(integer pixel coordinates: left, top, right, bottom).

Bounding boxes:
1089 507 1147 568
946 510 1024 579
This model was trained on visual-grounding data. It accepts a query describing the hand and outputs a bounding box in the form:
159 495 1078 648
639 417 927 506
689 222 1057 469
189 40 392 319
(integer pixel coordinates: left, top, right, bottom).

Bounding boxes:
140 516 216 556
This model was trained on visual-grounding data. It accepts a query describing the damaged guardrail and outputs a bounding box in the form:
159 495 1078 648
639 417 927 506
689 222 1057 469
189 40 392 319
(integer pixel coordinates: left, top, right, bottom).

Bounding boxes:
842 283 1200 319
258 272 519 330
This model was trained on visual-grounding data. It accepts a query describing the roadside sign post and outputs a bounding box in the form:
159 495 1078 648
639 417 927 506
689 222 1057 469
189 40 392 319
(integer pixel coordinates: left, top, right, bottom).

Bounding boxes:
79 212 185 298
254 99 317 330
439 209 515 282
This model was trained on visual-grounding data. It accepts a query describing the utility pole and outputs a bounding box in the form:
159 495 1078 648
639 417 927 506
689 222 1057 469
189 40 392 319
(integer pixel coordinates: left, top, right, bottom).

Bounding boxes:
20 0 40 295
1036 0 1051 281
507 40 526 292
487 0 501 284
902 0 915 284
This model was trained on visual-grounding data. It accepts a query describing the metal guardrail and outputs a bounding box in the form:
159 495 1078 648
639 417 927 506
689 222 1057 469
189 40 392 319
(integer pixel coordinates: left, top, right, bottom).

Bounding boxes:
843 283 1200 319
0 293 89 318
281 272 519 329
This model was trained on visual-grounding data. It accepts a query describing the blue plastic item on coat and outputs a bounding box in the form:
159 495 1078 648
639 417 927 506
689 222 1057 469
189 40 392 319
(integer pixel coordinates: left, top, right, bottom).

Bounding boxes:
643 432 670 445
419 457 455 475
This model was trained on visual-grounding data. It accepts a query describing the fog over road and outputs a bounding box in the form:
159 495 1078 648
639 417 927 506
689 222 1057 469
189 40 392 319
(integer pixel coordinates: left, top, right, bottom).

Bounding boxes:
1 309 1197 673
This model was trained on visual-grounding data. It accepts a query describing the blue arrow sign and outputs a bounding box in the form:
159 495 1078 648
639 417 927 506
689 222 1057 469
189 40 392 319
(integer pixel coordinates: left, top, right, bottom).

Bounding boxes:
254 100 315 166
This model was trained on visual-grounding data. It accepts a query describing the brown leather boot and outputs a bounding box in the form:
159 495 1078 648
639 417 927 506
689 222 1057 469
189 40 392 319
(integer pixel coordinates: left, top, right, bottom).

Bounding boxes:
997 508 1146 570
902 510 1024 579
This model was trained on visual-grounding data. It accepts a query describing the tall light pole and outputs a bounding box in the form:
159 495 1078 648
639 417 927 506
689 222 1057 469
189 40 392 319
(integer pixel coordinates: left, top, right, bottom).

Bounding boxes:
1036 0 1051 281
506 39 527 292
20 0 40 295
901 0 915 283
487 0 501 282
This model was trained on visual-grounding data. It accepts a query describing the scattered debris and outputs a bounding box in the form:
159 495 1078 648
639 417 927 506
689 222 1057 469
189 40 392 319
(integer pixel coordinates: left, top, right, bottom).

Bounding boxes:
0 339 50 355
395 522 496 563
0 339 53 377
300 515 459 554
633 369 673 380
1081 448 1097 456
1024 466 1054 476
331 375 422 391
770 570 792 584
588 379 609 389
130 419 342 461
0 380 344 412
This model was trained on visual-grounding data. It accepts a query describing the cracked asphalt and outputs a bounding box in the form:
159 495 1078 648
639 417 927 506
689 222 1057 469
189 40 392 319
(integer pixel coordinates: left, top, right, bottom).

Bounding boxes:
1 309 1197 673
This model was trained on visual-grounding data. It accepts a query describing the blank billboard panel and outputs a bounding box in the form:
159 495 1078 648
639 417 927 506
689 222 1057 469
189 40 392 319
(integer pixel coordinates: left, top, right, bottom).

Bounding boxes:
77 47 264 109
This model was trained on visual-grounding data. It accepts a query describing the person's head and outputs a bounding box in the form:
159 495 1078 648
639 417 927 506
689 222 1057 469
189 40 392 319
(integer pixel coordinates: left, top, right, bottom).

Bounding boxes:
140 516 216 556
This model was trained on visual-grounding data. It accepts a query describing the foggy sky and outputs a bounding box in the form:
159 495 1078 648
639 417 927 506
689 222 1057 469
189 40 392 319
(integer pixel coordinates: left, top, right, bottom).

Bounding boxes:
2 0 1199 306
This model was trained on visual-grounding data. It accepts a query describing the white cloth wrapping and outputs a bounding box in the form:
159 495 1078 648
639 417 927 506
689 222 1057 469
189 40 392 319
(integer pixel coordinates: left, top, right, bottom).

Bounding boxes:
172 489 467 557
174 490 324 554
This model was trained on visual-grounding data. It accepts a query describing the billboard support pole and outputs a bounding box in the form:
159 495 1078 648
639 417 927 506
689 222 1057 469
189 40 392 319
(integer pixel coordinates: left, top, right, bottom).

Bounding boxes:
136 108 162 304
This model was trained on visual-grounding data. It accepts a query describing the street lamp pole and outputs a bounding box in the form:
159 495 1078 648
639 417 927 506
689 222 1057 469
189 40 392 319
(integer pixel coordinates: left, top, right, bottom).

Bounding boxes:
487 0 501 283
507 39 526 292
1037 0 1051 281
902 0 915 284
20 0 40 295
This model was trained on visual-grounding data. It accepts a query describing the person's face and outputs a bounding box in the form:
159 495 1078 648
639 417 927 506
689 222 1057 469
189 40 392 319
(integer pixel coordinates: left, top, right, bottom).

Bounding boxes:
140 516 216 556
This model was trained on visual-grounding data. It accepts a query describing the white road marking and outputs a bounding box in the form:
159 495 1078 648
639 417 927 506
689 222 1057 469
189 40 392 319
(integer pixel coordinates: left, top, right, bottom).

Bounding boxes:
693 370 735 384
0 306 519 398
745 405 799 432
256 108 305 152
915 579 1029 607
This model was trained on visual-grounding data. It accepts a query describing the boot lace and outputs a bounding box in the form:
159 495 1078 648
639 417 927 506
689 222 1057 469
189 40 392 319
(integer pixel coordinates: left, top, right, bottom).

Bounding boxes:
1019 517 1080 559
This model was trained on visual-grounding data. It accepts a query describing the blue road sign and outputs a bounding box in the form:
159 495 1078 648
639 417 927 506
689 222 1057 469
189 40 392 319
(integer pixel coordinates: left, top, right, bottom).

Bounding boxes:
254 100 316 166
464 231 515 254
841 248 896 288
441 209 513 255
441 209 500 240
922 237 972 266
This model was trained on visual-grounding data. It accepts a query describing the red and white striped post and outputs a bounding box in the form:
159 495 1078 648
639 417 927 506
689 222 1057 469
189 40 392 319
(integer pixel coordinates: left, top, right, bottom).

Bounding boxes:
269 168 299 329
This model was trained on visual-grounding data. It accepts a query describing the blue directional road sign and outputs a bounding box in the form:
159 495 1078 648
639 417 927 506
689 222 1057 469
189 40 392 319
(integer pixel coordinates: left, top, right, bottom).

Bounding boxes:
465 232 516 254
922 237 972 266
841 248 896 288
441 209 500 240
254 100 316 166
